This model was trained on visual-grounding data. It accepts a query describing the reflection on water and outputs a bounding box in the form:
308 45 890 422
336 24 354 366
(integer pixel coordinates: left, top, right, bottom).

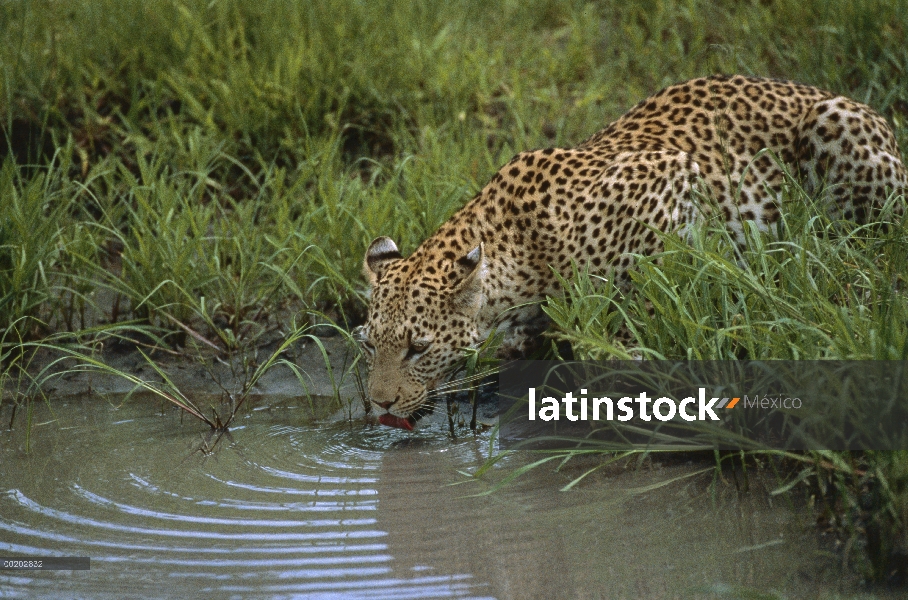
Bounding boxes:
0 396 888 599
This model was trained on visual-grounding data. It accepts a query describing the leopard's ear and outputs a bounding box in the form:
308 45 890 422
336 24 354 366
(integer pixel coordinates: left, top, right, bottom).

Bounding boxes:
364 237 402 285
451 243 485 313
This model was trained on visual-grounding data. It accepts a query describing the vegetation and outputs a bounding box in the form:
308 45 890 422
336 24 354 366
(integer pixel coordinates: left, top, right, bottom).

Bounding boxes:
2 0 908 585
3 0 907 342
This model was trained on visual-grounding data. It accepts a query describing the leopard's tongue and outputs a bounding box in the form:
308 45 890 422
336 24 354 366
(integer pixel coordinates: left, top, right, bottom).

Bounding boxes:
378 413 415 430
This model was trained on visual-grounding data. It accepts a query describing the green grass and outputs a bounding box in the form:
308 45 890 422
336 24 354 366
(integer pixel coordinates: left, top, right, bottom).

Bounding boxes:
3 0 908 585
544 184 908 362
0 0 904 332
2 0 907 344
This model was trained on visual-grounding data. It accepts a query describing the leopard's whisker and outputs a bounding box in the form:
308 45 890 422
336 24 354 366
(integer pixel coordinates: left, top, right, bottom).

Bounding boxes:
423 369 499 399
433 369 497 391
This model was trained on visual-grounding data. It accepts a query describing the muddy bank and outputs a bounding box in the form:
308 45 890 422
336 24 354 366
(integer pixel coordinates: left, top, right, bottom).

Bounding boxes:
2 334 499 434
2 335 356 400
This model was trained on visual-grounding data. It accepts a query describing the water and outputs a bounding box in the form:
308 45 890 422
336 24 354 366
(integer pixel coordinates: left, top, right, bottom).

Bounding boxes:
0 394 888 599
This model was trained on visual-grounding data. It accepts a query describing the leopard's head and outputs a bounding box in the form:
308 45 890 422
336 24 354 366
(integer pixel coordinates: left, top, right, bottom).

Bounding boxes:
357 236 486 427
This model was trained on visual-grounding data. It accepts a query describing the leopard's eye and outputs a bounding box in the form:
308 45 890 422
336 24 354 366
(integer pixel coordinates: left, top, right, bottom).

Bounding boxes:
405 339 432 360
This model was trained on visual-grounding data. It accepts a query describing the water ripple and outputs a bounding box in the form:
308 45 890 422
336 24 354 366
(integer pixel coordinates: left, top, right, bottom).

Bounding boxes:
0 398 499 599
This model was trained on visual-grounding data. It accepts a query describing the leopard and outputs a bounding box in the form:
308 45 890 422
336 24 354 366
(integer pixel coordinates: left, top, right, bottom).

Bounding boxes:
356 75 907 429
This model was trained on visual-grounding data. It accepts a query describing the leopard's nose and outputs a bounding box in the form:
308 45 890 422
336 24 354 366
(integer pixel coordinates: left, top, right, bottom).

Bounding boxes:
374 399 394 409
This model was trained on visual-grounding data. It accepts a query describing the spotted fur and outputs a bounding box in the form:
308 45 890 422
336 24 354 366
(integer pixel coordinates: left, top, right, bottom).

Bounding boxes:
358 75 907 423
